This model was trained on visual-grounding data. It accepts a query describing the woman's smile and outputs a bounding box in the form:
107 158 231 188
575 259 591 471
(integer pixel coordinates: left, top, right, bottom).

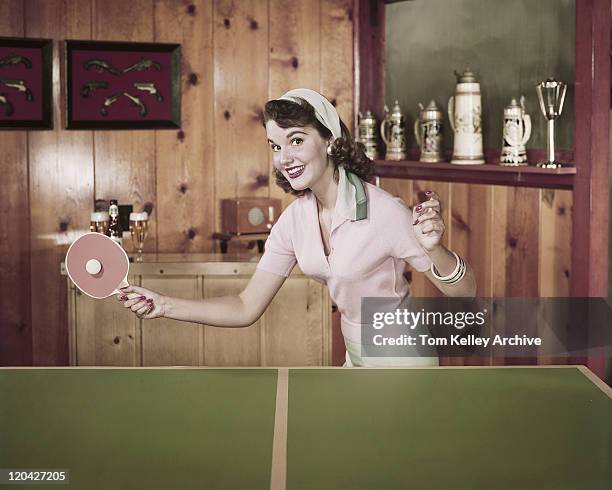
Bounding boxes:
285 164 306 179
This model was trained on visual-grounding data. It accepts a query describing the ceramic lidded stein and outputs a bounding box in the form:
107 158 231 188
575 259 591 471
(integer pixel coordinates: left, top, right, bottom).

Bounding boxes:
500 97 531 166
448 68 485 164
357 110 379 160
414 100 444 163
380 100 407 160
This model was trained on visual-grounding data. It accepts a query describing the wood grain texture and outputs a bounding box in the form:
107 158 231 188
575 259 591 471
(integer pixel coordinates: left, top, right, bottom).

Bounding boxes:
92 0 157 253
203 276 261 365
320 0 354 127
573 0 610 297
539 189 572 297
447 183 491 366
155 0 215 253
213 0 269 211
354 0 385 126
26 0 93 365
2 0 356 366
73 275 138 365
268 0 321 209
504 187 540 297
490 186 509 297
263 277 327 366
0 0 30 366
140 276 202 366
450 183 492 297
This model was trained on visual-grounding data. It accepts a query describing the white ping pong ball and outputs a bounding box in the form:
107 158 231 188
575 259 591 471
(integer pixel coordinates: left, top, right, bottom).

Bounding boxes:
85 258 102 275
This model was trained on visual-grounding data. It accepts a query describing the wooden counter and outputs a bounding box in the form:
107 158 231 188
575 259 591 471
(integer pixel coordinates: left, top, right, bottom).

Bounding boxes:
62 254 331 367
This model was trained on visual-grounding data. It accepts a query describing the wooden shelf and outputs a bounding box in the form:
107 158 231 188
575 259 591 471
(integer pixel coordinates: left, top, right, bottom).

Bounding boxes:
374 160 576 190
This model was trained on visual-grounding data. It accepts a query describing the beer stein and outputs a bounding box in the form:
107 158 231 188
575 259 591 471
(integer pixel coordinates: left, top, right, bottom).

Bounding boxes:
90 211 109 235
357 110 379 160
129 212 149 262
414 100 444 163
448 68 485 164
500 97 531 166
380 100 407 160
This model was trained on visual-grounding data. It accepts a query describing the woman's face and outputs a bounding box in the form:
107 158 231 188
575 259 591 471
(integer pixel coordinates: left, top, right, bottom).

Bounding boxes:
266 120 331 192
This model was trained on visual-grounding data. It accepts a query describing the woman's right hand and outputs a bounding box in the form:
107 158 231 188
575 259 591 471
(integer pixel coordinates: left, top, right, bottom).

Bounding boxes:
116 285 167 320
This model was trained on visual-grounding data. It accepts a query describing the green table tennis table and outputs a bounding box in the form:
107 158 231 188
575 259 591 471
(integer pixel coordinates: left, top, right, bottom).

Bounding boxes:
1 366 610 490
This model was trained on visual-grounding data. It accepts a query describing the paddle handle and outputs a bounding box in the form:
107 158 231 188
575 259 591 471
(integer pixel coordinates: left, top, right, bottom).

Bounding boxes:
111 279 130 297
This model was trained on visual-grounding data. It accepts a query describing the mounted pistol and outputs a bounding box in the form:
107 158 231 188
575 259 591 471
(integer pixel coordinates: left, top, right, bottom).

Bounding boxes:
123 58 161 73
84 59 121 75
0 54 32 69
100 92 122 116
0 79 33 101
123 92 147 117
80 80 109 98
133 82 163 102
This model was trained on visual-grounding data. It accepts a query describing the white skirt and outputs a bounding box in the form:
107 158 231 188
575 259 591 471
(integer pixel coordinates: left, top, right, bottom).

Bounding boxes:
342 336 439 367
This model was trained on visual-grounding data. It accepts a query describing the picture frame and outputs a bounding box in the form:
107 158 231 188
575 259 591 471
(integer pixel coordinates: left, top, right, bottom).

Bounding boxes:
65 40 181 129
0 37 53 129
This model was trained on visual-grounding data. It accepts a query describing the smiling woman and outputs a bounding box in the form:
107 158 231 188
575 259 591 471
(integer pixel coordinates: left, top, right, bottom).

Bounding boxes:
116 87 476 367
263 92 374 198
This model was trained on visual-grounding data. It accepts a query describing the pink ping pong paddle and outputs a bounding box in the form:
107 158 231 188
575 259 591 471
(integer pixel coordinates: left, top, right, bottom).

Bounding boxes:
65 232 131 299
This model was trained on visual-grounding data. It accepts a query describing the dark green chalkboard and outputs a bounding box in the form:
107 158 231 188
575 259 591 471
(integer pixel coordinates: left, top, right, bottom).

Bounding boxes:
385 0 575 152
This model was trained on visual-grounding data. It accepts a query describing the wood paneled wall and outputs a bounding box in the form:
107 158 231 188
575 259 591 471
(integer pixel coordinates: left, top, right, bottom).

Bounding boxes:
0 0 572 368
381 179 572 300
0 0 354 365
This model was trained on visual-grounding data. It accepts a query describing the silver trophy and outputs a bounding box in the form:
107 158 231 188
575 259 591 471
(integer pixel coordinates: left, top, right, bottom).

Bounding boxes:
535 78 569 168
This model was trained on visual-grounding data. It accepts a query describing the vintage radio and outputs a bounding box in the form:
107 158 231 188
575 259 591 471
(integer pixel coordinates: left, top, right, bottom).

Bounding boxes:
221 198 282 235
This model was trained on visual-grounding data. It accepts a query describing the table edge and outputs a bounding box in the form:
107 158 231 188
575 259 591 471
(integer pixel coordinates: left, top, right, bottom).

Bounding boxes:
2 365 610 398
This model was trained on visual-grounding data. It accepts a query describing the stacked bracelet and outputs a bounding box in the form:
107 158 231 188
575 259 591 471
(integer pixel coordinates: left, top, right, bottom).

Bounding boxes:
430 251 466 285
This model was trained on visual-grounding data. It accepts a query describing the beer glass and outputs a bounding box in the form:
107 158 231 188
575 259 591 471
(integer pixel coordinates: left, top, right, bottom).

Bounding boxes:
90 211 109 235
129 212 149 262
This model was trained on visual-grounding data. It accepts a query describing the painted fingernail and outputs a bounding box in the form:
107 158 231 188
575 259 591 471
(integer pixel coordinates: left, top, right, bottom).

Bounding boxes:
425 190 432 195
120 296 128 301
416 205 422 211
140 296 146 300
147 298 154 303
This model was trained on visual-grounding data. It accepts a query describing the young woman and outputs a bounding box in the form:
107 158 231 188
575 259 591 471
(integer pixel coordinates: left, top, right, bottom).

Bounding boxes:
117 88 476 366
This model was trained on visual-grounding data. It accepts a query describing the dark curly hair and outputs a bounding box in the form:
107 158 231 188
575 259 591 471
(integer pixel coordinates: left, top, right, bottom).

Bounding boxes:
263 97 375 197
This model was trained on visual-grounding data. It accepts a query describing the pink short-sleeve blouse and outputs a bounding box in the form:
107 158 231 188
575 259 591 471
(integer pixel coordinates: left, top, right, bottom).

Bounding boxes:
256 182 432 343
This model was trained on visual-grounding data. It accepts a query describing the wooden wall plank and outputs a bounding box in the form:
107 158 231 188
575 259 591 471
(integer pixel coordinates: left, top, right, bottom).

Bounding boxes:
320 0 354 127
504 187 540 296
450 184 492 297
447 183 492 366
155 0 215 253
92 0 157 252
0 0 30 366
490 186 508 296
539 189 572 297
268 0 321 209
26 0 93 365
213 0 269 223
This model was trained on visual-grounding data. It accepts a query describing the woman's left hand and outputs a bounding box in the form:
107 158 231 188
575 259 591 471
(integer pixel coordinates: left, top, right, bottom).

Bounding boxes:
413 191 445 251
